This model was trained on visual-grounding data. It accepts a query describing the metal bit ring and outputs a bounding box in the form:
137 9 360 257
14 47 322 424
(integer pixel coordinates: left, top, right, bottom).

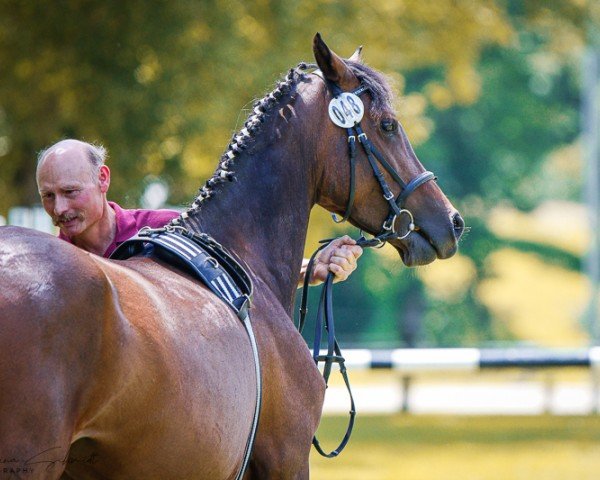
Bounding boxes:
396 209 415 240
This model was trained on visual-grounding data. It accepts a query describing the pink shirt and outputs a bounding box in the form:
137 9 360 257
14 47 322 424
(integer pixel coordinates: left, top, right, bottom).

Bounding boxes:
59 201 180 258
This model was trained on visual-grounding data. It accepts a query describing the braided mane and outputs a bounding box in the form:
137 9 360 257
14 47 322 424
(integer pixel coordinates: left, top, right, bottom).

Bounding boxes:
171 59 393 228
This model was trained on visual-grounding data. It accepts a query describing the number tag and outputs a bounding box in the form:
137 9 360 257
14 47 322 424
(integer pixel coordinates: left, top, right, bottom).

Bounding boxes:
328 92 365 128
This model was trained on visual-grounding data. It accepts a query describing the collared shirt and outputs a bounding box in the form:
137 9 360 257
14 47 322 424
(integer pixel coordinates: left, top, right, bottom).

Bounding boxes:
58 201 180 258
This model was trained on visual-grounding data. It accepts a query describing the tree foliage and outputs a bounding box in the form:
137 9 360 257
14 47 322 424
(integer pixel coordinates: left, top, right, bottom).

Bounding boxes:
0 0 594 346
0 0 538 212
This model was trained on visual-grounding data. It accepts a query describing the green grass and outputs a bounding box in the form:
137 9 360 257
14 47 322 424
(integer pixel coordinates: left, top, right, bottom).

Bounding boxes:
310 415 600 480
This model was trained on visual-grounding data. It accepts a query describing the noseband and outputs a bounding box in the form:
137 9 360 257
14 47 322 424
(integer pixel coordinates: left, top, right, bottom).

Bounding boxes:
323 77 435 245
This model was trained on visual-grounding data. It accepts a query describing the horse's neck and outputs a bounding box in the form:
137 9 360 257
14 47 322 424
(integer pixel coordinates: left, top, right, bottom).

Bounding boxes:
190 138 316 312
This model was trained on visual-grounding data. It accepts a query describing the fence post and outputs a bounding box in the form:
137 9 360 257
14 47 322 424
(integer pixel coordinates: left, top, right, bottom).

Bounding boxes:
400 375 412 413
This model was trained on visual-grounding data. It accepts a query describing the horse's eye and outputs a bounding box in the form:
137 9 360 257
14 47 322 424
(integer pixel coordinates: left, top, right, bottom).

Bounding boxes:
380 119 398 133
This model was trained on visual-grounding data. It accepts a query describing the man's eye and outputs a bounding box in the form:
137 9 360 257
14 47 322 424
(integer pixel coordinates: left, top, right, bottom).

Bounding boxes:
380 119 398 133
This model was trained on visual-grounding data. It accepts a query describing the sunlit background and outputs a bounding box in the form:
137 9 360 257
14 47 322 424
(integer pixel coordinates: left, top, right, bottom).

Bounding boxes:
2 1 600 478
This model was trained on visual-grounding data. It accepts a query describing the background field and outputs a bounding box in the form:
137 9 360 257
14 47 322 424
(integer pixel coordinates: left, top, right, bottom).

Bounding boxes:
310 415 600 480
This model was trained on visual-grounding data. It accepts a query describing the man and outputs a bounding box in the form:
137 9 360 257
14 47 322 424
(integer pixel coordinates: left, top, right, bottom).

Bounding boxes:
36 139 362 285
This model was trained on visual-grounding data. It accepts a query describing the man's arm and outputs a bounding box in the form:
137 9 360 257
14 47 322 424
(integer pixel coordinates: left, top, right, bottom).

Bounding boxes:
298 235 363 287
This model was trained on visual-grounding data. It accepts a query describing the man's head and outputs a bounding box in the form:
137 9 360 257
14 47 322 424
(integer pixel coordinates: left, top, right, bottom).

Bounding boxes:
36 139 111 239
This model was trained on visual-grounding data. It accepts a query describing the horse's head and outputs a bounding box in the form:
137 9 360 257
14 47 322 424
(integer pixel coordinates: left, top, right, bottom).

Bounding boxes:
311 34 464 266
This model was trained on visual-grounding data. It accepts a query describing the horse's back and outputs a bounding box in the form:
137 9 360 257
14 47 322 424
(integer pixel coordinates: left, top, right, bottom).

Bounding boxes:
0 226 255 479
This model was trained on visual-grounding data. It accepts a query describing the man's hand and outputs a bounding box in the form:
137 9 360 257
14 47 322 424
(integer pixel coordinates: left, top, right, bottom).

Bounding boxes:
302 235 363 286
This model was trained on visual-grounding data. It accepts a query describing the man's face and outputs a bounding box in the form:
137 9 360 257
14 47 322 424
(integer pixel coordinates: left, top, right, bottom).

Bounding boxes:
37 146 108 239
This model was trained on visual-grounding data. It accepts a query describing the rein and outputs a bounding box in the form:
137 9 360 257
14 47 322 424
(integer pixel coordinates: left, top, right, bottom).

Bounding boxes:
298 240 354 458
298 73 436 457
297 235 384 458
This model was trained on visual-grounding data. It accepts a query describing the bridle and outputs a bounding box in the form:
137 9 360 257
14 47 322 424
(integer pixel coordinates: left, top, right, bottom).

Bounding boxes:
322 76 436 246
299 72 437 459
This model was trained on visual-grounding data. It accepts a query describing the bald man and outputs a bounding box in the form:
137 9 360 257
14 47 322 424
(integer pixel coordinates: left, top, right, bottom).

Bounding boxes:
36 139 362 285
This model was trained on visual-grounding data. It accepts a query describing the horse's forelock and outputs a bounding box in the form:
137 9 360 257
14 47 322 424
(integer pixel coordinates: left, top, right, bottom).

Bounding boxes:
346 61 395 119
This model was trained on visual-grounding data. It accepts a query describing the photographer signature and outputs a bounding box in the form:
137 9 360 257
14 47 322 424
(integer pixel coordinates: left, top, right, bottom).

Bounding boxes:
2 447 98 473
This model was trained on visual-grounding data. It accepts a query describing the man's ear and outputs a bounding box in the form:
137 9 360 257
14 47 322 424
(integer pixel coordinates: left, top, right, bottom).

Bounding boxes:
98 165 110 193
313 32 357 89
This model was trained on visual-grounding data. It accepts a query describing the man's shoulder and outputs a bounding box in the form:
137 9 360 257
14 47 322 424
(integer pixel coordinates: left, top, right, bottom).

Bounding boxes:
131 208 180 229
110 201 180 230
103 201 180 258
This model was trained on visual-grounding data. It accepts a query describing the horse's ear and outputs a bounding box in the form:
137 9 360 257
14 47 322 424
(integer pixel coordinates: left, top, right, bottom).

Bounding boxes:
349 46 363 63
313 33 351 84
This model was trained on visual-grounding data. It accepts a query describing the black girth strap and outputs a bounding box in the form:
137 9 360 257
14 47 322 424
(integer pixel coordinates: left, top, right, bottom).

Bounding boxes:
111 227 253 317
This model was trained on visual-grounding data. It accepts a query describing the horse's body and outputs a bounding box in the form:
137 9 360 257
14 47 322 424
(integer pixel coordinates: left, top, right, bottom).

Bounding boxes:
0 36 461 479
2 231 318 479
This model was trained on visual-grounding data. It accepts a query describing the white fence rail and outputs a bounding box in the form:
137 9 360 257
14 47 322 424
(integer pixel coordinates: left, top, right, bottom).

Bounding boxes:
322 348 600 415
339 347 600 372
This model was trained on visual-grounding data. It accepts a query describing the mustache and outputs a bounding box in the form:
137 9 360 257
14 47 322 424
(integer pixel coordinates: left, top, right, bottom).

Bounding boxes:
52 213 83 226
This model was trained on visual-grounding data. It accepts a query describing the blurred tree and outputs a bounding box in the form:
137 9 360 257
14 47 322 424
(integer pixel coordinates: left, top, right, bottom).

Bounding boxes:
414 43 580 212
0 0 593 346
302 3 588 347
0 0 214 210
0 0 525 214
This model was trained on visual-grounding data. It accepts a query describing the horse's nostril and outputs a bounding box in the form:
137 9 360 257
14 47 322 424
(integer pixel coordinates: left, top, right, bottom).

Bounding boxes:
452 212 465 239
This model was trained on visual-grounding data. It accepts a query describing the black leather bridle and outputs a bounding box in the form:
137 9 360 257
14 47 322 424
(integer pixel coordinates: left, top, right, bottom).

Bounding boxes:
299 74 437 458
325 79 435 246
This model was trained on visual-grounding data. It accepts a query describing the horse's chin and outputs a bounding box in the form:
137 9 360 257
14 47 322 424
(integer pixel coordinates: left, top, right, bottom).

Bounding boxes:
388 232 438 267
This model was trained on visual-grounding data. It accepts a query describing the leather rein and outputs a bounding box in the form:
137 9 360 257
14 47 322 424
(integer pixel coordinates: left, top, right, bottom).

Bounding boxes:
298 74 435 458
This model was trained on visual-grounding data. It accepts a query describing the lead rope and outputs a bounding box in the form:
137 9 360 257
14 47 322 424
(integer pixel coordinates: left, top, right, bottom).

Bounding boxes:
298 236 380 457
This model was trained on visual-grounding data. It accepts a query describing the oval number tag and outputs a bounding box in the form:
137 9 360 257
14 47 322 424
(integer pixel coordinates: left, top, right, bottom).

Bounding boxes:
328 92 365 128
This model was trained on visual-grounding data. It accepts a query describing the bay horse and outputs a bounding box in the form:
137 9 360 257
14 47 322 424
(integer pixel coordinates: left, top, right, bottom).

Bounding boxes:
0 34 463 479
